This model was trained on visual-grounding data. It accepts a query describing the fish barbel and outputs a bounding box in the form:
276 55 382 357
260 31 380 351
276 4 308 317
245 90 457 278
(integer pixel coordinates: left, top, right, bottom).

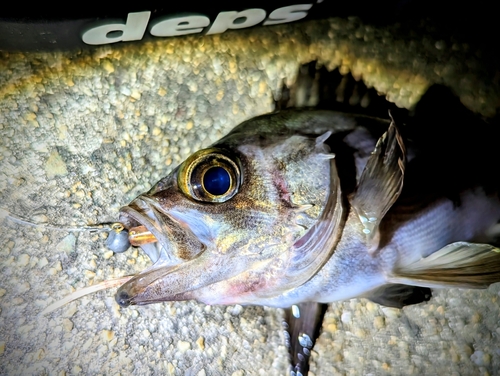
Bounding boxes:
112 107 500 310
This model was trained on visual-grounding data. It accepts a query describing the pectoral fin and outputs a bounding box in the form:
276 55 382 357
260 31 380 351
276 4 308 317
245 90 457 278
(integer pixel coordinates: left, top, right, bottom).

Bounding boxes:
365 284 432 308
388 242 500 289
351 117 406 253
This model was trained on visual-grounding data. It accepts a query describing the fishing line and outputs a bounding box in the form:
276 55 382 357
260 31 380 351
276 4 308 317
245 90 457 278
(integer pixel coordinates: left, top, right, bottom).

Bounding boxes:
0 207 114 233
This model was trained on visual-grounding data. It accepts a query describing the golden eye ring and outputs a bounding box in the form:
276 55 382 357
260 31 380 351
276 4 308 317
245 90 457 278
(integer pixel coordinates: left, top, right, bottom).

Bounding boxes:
177 148 242 203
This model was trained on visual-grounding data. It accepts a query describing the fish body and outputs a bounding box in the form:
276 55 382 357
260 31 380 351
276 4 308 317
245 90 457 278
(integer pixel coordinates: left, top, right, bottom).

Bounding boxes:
114 108 500 310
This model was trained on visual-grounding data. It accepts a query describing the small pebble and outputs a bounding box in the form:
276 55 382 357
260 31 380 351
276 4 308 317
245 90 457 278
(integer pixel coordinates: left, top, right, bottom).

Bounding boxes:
177 341 191 353
196 337 205 350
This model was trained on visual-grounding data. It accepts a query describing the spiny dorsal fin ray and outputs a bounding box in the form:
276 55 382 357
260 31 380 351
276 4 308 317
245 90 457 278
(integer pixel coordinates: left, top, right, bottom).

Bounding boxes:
388 242 500 289
315 130 332 146
351 116 406 253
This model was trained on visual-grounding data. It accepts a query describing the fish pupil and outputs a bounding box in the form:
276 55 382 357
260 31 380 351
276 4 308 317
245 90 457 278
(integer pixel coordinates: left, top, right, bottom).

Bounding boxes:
203 166 230 196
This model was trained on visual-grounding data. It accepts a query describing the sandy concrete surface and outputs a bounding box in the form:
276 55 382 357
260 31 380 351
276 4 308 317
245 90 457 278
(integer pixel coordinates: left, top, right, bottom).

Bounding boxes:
0 17 499 375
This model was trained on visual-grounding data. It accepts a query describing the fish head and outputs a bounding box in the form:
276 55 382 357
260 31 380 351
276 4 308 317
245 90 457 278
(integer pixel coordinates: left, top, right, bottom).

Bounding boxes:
116 112 344 308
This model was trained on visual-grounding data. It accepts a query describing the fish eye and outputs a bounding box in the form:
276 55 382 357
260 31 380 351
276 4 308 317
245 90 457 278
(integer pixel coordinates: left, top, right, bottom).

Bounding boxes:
203 166 231 196
177 148 242 203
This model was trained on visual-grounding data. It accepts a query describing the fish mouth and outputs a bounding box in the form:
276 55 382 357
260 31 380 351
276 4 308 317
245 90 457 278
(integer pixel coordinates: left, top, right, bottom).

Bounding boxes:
115 195 207 307
120 196 172 263
115 193 270 307
119 195 205 269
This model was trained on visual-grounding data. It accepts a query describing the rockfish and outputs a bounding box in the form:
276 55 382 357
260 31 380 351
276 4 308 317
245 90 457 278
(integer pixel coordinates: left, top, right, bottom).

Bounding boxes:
111 108 500 311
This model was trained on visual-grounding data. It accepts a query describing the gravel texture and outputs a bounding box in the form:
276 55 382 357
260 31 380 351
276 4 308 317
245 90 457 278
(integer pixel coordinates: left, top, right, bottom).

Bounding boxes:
0 17 499 376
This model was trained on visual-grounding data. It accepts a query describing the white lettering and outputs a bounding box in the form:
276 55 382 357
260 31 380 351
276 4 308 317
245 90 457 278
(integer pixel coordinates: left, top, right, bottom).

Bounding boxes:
82 11 151 45
263 4 313 26
151 15 210 37
81 5 314 45
206 9 266 35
